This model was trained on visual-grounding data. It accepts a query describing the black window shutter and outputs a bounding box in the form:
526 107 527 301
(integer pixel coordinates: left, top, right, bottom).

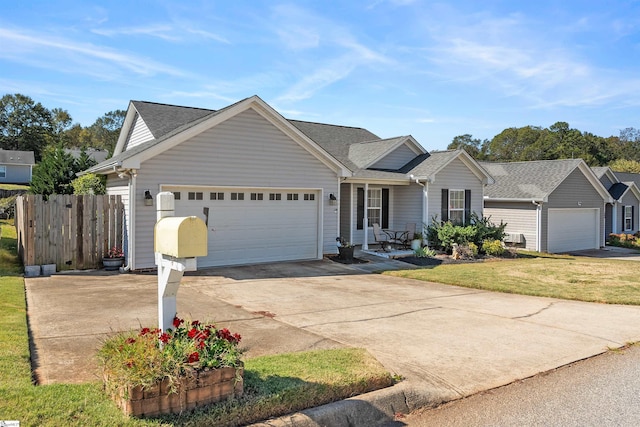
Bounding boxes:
441 189 449 222
633 206 635 230
464 190 472 224
382 189 389 229
357 188 364 230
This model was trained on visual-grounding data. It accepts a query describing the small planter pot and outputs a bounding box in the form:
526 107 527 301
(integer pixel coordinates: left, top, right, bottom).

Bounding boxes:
102 257 124 271
410 239 422 251
338 246 354 261
108 364 244 417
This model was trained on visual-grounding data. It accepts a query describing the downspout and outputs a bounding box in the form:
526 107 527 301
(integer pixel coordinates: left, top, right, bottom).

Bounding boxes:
533 201 542 252
116 168 136 272
363 183 369 250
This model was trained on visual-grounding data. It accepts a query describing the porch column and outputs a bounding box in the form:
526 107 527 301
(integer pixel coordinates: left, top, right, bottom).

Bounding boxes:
612 203 617 234
363 183 369 250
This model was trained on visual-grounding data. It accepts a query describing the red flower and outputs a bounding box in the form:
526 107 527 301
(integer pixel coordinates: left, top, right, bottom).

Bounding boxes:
139 327 150 336
232 333 242 343
197 340 206 349
188 328 198 339
187 352 199 363
159 333 171 344
125 337 136 344
191 320 200 327
173 317 184 328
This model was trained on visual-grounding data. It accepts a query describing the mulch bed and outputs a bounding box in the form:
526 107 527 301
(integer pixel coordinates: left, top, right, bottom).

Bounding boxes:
398 254 491 267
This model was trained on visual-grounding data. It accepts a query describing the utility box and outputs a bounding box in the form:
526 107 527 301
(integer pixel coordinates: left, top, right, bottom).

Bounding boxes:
154 216 207 258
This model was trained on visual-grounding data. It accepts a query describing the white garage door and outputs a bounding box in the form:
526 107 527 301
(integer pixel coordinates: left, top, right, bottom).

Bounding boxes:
547 208 599 253
166 187 320 267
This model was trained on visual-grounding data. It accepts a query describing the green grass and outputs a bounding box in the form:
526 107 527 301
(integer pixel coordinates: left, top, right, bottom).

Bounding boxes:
386 251 640 305
0 183 29 191
0 219 393 426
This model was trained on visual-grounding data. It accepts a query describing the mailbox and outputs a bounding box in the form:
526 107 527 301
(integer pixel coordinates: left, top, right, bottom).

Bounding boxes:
154 216 207 258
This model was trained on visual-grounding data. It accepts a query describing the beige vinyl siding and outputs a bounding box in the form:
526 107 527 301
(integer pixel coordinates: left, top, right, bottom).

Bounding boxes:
484 202 538 250
105 175 130 255
428 158 485 223
133 108 339 269
546 168 606 251
370 144 417 170
124 114 154 151
393 184 423 235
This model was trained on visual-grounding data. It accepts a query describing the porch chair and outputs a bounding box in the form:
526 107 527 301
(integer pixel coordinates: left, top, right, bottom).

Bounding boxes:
401 223 417 248
372 223 392 252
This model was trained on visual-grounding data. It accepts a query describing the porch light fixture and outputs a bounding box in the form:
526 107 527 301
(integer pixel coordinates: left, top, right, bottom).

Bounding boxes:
144 190 153 206
329 193 338 205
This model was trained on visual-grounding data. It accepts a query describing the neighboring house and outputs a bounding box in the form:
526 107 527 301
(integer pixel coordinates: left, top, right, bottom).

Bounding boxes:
0 149 35 184
85 95 493 270
481 159 612 253
592 167 640 236
65 148 109 164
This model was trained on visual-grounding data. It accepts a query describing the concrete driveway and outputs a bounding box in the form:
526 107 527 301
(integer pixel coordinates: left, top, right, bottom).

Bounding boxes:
26 255 640 419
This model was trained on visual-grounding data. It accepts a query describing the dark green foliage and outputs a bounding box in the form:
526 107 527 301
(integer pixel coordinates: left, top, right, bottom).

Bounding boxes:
29 145 79 196
448 121 640 167
426 213 507 253
0 93 55 161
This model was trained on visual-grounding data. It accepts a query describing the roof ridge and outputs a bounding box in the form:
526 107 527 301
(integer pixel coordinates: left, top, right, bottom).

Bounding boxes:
288 118 371 132
480 158 582 165
131 100 216 112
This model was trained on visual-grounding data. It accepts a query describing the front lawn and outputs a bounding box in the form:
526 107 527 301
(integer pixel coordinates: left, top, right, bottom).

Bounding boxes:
386 252 640 305
0 220 393 426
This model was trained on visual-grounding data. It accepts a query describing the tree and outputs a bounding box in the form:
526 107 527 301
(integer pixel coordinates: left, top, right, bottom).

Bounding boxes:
88 110 126 154
30 145 77 196
71 173 106 195
448 134 487 160
609 159 640 173
0 93 54 160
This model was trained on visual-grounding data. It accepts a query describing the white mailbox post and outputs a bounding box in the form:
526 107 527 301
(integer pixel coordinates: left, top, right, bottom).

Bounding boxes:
154 192 208 332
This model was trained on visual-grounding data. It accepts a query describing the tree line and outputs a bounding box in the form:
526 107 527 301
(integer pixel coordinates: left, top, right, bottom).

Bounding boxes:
448 121 640 172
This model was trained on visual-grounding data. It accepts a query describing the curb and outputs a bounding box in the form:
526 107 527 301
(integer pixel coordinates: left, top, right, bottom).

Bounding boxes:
249 382 442 427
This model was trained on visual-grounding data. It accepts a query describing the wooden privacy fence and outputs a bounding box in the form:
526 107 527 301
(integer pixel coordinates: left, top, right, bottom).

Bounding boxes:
15 194 124 271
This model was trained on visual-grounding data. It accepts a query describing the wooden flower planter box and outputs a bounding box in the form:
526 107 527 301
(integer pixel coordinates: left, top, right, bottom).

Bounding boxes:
110 365 243 417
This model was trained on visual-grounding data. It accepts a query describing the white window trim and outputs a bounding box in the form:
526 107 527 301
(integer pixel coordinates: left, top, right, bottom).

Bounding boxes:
367 188 382 227
624 205 633 231
449 189 465 224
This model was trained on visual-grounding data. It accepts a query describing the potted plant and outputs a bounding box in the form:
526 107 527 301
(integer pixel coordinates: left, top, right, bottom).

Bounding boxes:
336 237 355 261
103 246 124 270
410 232 423 251
98 317 244 417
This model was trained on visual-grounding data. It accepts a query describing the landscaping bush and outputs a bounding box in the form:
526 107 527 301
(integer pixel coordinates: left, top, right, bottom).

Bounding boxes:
608 233 640 249
425 214 507 254
414 246 436 258
482 239 505 256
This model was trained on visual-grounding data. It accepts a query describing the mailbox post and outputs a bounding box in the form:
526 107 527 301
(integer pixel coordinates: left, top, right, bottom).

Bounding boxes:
154 192 207 332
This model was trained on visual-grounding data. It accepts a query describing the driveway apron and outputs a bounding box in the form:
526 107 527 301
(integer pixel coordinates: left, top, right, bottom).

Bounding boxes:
26 257 640 406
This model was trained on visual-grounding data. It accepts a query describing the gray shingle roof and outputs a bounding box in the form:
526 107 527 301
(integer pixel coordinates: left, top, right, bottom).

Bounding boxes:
348 136 408 168
480 159 583 200
0 149 35 165
591 166 609 179
131 101 216 139
289 120 381 171
609 182 629 200
406 150 459 178
613 172 640 189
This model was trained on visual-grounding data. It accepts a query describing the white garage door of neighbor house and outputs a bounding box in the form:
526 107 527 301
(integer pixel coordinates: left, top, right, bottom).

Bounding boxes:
547 208 599 253
169 187 320 267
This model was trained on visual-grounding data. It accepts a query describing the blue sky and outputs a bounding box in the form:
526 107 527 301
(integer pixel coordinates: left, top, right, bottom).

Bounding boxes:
2 1 640 150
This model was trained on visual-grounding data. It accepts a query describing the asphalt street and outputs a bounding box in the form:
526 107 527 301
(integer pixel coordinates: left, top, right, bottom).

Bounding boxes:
393 344 640 426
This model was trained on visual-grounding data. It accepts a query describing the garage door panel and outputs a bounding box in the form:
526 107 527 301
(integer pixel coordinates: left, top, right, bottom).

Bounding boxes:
169 187 319 267
548 208 599 253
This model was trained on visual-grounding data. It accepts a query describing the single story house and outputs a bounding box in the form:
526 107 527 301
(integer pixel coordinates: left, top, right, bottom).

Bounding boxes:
85 95 493 270
481 159 613 253
592 167 640 236
0 149 35 184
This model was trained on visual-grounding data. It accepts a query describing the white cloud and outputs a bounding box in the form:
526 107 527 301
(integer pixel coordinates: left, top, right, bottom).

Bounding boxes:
0 27 189 79
92 24 180 41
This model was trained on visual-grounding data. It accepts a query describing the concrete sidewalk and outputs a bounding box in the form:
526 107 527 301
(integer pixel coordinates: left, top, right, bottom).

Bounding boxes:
26 255 640 425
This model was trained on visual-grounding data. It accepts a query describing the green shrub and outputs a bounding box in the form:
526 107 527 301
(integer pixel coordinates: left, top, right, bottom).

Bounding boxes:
425 214 507 254
71 173 106 195
468 242 479 257
414 246 436 258
608 233 640 249
482 239 505 256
